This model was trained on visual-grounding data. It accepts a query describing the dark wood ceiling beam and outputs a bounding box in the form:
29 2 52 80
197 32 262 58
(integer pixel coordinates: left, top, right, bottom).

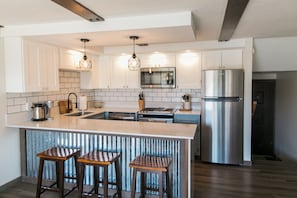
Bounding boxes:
219 0 249 41
51 0 104 22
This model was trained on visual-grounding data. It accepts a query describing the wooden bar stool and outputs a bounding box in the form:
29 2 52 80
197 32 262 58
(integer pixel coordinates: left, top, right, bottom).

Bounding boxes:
36 147 80 198
77 151 122 197
129 155 172 198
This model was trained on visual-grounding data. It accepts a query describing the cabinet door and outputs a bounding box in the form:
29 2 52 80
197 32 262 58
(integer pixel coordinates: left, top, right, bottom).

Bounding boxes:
126 69 140 89
201 50 221 70
176 52 201 89
23 41 41 92
110 56 129 88
174 114 200 157
141 53 175 67
40 45 59 91
59 48 82 70
80 55 100 89
221 49 243 68
98 56 111 88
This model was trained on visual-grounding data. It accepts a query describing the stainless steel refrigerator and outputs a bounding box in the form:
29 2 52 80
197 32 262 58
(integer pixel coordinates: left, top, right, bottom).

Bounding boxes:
201 69 244 165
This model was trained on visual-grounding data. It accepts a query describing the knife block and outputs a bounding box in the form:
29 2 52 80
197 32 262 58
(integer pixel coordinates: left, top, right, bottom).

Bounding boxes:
138 99 145 110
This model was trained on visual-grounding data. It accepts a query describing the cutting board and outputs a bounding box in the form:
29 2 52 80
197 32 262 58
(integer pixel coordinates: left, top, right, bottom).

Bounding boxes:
58 100 72 114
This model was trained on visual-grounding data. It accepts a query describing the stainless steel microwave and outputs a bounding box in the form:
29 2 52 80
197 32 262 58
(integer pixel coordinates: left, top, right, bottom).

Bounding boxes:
140 67 176 88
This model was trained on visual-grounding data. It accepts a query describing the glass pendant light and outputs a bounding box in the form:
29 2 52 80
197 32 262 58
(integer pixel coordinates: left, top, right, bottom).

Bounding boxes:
128 36 141 71
79 38 92 70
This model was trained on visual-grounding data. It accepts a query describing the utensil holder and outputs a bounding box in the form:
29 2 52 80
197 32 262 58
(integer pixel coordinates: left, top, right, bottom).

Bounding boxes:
138 99 145 110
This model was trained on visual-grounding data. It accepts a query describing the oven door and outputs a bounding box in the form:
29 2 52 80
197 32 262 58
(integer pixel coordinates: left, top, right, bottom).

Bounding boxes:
138 114 173 123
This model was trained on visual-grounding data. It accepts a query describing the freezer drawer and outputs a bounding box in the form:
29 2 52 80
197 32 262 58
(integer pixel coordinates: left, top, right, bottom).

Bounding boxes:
201 100 243 164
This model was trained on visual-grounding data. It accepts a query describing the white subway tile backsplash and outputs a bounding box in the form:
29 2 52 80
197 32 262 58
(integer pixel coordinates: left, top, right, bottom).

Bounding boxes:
7 93 21 98
14 97 27 105
7 99 14 106
7 105 21 113
162 97 172 102
106 92 114 97
7 70 201 114
6 71 93 114
21 93 33 97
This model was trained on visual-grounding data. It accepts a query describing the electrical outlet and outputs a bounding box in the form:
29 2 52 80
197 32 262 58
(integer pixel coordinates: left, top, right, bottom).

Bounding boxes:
25 102 29 111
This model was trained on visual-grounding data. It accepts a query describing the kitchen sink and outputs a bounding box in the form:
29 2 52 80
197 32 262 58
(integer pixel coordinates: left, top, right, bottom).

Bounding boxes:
83 112 136 121
65 111 93 116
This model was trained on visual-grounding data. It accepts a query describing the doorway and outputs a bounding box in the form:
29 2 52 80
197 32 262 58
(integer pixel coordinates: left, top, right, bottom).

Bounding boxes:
252 80 275 156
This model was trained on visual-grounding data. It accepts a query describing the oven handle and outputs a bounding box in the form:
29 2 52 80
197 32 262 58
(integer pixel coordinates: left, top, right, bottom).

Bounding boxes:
138 118 173 123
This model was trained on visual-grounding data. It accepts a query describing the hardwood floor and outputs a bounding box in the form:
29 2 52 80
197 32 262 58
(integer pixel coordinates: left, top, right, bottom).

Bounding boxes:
192 157 297 198
1 157 297 198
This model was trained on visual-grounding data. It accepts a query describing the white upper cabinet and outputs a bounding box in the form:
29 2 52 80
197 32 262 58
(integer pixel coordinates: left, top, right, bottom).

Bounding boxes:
59 48 83 71
98 56 111 89
38 44 59 91
80 55 100 89
140 53 176 68
221 49 243 68
110 55 139 89
202 49 243 70
4 38 59 92
176 52 202 89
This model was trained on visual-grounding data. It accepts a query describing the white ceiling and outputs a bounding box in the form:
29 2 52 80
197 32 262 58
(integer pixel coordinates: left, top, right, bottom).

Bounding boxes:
0 0 297 50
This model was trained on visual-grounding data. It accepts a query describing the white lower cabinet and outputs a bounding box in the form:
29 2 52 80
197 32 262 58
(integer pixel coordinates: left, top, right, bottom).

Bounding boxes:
176 52 201 89
4 37 59 92
110 55 139 89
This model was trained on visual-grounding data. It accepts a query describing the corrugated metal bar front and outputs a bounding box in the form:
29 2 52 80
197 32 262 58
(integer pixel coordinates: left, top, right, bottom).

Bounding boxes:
26 130 181 197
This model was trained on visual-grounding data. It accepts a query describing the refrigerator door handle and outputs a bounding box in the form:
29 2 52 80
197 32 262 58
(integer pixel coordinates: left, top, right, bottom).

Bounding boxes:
217 96 242 101
203 97 243 102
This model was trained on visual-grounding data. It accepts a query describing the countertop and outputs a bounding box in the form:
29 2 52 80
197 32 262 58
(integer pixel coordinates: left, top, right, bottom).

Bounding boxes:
7 108 197 140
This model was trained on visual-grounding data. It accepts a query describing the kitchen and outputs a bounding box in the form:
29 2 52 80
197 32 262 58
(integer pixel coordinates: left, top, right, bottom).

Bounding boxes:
1 0 297 197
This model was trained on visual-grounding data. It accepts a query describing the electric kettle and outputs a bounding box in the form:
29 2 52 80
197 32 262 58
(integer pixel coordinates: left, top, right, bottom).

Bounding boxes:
32 102 48 121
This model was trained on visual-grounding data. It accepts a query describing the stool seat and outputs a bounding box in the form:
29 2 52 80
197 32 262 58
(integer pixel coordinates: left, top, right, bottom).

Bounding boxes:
78 150 120 165
36 147 80 198
37 147 80 160
129 155 172 198
78 151 122 198
129 155 171 172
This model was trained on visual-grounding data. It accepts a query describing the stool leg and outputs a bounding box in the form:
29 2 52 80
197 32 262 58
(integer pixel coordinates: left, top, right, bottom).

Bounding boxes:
166 171 171 198
78 163 85 196
74 153 80 188
36 158 44 198
103 165 108 197
158 172 163 198
131 168 137 198
58 160 65 198
140 172 146 197
56 161 60 188
115 159 122 197
94 166 99 195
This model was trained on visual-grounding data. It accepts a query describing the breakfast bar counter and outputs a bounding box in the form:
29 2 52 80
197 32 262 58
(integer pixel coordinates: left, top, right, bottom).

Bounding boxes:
7 109 197 198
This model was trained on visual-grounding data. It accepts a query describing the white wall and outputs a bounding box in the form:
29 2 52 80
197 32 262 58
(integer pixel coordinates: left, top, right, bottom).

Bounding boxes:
243 38 253 164
0 38 21 186
275 72 297 160
253 37 297 72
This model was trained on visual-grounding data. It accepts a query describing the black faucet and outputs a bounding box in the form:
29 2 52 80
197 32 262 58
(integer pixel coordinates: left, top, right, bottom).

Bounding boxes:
67 92 78 113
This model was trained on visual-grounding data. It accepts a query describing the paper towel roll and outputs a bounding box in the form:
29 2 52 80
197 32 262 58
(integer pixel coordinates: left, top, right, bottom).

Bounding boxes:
79 96 87 111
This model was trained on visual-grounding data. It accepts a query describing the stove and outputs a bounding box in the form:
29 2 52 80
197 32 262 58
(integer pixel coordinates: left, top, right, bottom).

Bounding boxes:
137 107 176 123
